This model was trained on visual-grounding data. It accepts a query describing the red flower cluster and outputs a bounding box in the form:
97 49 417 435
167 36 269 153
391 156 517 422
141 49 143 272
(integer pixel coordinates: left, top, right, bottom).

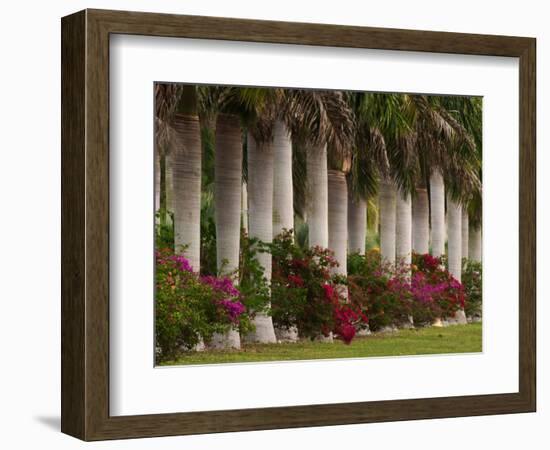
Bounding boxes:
421 253 442 271
333 305 369 344
323 283 368 344
288 274 305 287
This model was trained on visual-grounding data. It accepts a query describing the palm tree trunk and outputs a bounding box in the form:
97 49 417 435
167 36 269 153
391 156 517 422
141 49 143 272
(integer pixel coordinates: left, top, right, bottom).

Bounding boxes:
396 189 414 327
213 113 243 349
396 190 412 265
165 151 174 220
328 170 348 276
241 182 248 233
155 149 161 217
461 209 469 260
348 192 366 255
307 144 332 342
273 120 294 238
447 195 467 324
430 170 445 257
447 196 462 281
158 150 167 226
245 133 277 343
307 144 329 248
469 226 482 262
272 122 299 342
172 113 201 272
412 187 429 255
379 180 396 264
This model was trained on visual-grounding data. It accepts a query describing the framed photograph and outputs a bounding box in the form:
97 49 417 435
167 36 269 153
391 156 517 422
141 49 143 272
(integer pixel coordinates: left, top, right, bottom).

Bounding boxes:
61 9 536 441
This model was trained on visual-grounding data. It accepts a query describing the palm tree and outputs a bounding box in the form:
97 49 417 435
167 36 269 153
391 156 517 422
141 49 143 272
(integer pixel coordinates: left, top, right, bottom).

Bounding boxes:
406 95 480 268
211 111 243 348
460 97 483 264
326 136 352 278
437 96 481 324
346 111 386 256
348 92 410 264
171 86 202 271
238 88 295 343
244 129 277 343
155 84 200 264
438 95 482 280
154 84 179 230
408 95 453 257
199 87 280 347
286 89 355 252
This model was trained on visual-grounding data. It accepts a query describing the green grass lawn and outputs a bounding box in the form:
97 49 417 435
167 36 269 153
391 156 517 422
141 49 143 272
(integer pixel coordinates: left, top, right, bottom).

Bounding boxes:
160 322 482 366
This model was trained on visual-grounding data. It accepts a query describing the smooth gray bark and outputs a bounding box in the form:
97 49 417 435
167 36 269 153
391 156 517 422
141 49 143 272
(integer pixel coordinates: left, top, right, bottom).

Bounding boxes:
328 170 348 276
348 192 367 255
155 149 161 214
172 113 202 272
307 144 329 248
430 170 445 257
245 133 277 343
462 210 469 260
165 151 174 216
447 195 462 282
379 180 396 264
469 226 482 262
447 195 467 324
396 190 412 265
272 120 294 238
412 187 430 255
241 182 248 234
212 114 243 349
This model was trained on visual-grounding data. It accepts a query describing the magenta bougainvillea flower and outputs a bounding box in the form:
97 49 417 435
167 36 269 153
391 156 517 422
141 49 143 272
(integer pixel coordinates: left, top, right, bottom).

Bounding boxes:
200 275 240 297
217 299 246 322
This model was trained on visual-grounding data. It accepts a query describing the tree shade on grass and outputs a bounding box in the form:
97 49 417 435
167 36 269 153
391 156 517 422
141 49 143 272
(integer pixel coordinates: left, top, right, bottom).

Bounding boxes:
161 323 481 366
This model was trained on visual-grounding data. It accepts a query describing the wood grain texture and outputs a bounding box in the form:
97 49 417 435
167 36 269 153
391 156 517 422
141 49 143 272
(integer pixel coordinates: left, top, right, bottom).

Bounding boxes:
61 10 86 439
61 8 536 441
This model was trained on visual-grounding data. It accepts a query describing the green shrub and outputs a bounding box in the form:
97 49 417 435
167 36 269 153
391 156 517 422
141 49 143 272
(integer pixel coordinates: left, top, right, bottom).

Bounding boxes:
155 249 249 363
462 258 482 318
155 210 174 250
348 251 410 331
238 232 271 316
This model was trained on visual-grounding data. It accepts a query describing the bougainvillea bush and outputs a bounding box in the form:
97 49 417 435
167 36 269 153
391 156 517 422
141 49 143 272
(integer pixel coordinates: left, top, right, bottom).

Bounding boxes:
348 251 466 330
348 251 411 331
410 253 464 324
269 230 368 344
155 248 251 362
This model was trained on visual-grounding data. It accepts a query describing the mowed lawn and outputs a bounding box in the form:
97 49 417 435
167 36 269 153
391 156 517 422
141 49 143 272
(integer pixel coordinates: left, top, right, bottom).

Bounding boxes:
161 322 482 366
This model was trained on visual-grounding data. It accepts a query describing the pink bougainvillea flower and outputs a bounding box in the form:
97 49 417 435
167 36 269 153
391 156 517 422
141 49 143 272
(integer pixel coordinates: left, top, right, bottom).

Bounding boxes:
200 275 240 297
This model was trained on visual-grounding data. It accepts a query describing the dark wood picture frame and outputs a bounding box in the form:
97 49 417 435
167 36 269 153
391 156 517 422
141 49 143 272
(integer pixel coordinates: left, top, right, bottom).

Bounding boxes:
61 8 536 441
